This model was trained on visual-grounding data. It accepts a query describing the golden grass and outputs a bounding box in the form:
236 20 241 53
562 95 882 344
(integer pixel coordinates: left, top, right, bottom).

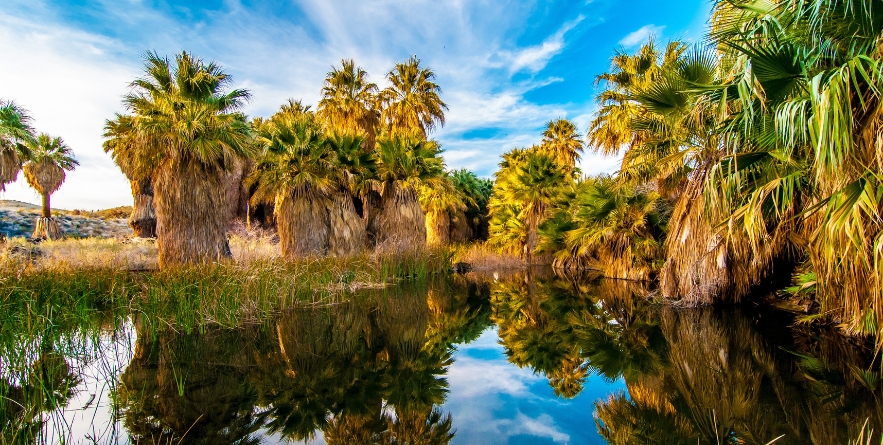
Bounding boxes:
450 242 532 271
2 236 159 270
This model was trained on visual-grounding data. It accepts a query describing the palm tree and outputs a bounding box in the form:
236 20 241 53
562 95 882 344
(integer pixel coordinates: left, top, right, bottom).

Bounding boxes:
103 115 157 238
249 104 336 258
318 59 380 150
450 169 493 241
540 118 584 172
0 100 35 192
418 173 468 245
22 134 78 240
550 175 667 280
697 0 883 335
371 131 444 249
587 40 683 157
325 131 373 255
380 56 447 137
509 150 567 261
107 51 252 267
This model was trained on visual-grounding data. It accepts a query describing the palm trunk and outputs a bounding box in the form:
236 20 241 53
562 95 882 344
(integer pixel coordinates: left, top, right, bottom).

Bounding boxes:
129 178 157 238
32 216 61 240
153 160 234 267
327 190 366 256
425 210 450 246
41 192 50 218
374 180 426 251
276 189 330 258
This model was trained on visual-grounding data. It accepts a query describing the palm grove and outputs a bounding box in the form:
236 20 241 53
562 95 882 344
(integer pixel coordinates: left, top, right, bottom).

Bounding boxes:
100 52 492 267
489 0 883 340
2 0 881 341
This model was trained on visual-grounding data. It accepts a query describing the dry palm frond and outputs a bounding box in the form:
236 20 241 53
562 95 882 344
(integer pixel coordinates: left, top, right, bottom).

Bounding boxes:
23 159 65 196
374 180 426 251
326 189 366 256
0 147 20 191
154 161 235 266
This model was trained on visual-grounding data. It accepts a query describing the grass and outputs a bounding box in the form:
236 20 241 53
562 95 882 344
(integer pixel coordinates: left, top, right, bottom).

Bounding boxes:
0 236 453 331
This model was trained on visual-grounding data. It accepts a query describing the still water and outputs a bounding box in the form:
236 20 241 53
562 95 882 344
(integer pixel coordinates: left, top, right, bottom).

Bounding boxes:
2 271 880 444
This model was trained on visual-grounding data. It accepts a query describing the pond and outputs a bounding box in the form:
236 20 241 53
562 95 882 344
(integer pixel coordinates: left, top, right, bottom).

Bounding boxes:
1 270 879 444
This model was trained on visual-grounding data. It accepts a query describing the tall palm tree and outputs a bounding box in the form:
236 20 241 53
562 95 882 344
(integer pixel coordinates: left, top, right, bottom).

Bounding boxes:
371 131 445 249
249 105 336 258
0 100 35 192
696 0 883 333
318 59 380 150
380 56 447 137
107 51 252 267
540 118 584 172
22 134 78 240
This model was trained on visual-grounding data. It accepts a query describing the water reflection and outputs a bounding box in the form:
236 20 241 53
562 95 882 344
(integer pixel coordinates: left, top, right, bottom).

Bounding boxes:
116 279 489 444
0 272 879 443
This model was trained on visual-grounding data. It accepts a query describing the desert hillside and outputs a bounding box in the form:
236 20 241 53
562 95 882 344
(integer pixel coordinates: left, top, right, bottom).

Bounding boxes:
0 200 132 238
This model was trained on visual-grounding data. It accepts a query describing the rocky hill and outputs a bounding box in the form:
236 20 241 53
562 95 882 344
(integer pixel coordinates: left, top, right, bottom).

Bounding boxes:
0 200 132 239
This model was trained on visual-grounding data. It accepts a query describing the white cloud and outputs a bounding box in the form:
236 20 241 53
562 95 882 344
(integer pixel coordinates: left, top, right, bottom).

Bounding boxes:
619 24 665 47
499 16 585 74
0 0 597 209
0 11 137 210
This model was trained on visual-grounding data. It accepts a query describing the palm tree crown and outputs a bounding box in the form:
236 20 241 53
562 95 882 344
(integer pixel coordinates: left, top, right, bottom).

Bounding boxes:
0 100 36 191
318 59 379 143
115 51 253 179
380 57 447 137
540 118 584 171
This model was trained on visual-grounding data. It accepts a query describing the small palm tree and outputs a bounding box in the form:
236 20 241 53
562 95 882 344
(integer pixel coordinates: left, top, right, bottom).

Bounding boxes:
0 100 35 191
22 134 78 240
509 150 567 261
250 105 336 258
380 56 447 137
540 118 584 172
371 131 444 249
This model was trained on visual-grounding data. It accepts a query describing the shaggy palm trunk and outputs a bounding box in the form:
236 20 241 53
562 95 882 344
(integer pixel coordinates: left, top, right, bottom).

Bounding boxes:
153 161 235 267
363 189 382 245
327 190 366 256
221 158 249 223
449 209 472 243
425 211 450 246
31 192 62 240
374 180 426 251
525 212 540 262
129 178 156 238
276 189 330 258
660 171 794 304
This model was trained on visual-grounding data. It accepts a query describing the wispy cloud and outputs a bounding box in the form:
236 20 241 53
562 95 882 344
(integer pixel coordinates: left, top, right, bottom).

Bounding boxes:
0 0 709 209
619 24 666 47
499 15 585 74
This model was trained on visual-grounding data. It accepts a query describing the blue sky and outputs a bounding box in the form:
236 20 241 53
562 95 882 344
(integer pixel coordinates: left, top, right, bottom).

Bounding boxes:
0 0 712 209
